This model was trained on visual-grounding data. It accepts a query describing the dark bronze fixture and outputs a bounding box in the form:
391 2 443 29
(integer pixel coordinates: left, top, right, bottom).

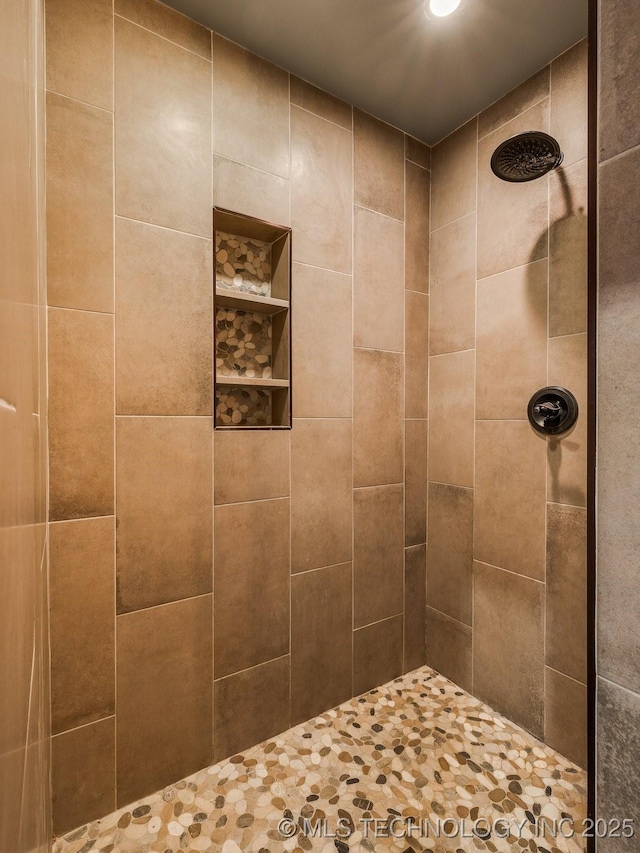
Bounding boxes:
527 386 578 435
491 131 564 182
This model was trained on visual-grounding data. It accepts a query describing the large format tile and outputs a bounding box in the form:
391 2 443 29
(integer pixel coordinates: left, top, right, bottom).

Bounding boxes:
115 218 212 415
404 420 427 547
427 483 473 625
353 349 403 488
474 561 544 738
549 160 588 337
116 417 212 612
291 105 352 273
291 563 353 724
479 67 549 139
46 0 113 110
214 430 290 505
545 667 587 768
213 156 290 227
546 503 587 684
547 333 587 507
214 498 290 677
290 76 352 130
428 350 474 489
430 213 475 356
550 40 588 168
292 263 352 418
115 0 211 58
599 147 640 291
353 615 404 696
405 290 429 419
46 93 113 313
48 308 114 521
476 261 547 421
116 596 213 806
475 420 546 580
354 109 404 221
425 607 472 692
405 161 430 293
52 718 116 836
599 0 640 160
477 100 550 279
404 545 426 672
115 16 211 236
354 207 404 351
214 657 290 761
430 119 476 231
291 419 352 572
212 35 289 178
405 135 430 170
50 518 115 734
354 485 404 628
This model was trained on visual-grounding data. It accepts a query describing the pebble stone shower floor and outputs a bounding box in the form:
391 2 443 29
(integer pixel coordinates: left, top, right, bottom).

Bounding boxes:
54 667 587 853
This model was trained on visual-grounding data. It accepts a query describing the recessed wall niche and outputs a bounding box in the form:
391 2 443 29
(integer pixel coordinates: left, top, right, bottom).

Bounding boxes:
214 207 292 428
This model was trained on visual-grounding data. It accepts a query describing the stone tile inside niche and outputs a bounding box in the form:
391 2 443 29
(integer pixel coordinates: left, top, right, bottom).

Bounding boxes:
215 386 271 427
215 230 272 297
216 308 272 380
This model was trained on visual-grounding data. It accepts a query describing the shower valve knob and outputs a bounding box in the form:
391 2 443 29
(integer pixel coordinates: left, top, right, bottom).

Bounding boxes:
527 387 578 436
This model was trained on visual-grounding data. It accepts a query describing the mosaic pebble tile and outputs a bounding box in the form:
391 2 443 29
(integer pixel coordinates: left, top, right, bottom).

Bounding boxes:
54 667 587 853
215 386 271 427
216 309 272 380
216 232 272 297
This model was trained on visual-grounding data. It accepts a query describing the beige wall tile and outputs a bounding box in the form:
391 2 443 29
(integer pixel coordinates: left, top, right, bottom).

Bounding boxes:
354 485 404 628
405 161 430 293
430 213 475 355
353 615 404 695
545 667 587 768
115 0 211 59
115 16 211 236
291 107 353 273
46 0 113 110
354 349 403 487
599 148 640 291
431 118 476 231
405 420 427 547
50 518 115 734
213 35 289 178
214 498 290 677
600 0 640 159
46 93 113 313
476 260 548 421
291 419 352 572
115 217 212 416
546 503 587 684
425 607 472 692
291 105 352 272
550 40 587 168
290 76 352 129
479 67 549 139
475 420 546 580
427 483 473 625
214 430 290 505
477 100 550 279
405 291 429 420
291 563 353 724
404 545 426 672
116 417 212 612
547 333 587 507
354 207 404 351
48 308 114 521
474 561 544 738
549 161 588 337
292 263 352 418
213 156 290 227
597 678 640 831
52 718 116 836
405 135 430 170
354 109 404 221
214 657 290 760
428 350 474 488
116 596 213 806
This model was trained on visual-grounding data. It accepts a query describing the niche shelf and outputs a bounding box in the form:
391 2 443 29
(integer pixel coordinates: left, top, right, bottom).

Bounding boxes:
213 207 292 429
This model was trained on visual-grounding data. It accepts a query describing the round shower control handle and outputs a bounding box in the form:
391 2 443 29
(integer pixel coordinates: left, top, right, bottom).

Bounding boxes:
527 386 578 435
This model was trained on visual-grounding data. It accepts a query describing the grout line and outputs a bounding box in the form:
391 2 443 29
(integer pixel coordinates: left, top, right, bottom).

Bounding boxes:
598 138 640 167
115 213 211 242
291 259 351 278
114 13 212 63
429 208 476 237
215 653 290 684
291 560 352 578
288 101 353 135
45 87 114 115
471 113 479 696
402 148 407 674
350 114 355 697
116 591 214 619
353 612 405 633
353 202 404 225
427 479 473 491
52 714 117 741
546 664 588 690
287 71 293 729
425 604 472 631
111 0 117 810
214 494 290 510
212 152 289 184
211 27 216 760
475 559 546 586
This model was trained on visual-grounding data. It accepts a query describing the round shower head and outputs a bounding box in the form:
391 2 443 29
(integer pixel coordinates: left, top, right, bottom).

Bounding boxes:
491 131 563 182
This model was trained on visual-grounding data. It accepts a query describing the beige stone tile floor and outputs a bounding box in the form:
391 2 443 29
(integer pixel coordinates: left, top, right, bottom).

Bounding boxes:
54 667 587 853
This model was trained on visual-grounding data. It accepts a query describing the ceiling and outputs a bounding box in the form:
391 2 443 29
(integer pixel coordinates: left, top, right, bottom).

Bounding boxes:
163 0 588 144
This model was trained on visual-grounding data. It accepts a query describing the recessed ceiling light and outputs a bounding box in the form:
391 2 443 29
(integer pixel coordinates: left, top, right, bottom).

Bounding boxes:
428 0 462 17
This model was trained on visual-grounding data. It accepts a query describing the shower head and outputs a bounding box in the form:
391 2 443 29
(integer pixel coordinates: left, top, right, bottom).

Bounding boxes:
491 131 563 182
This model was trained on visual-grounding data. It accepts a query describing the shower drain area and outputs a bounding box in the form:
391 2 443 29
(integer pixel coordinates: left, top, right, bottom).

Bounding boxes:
54 667 586 853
